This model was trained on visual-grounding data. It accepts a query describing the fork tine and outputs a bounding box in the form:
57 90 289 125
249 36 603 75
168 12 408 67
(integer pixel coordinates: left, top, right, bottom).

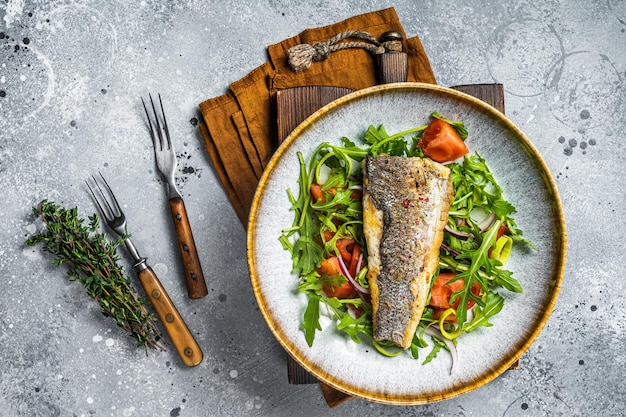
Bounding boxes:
157 93 172 150
96 172 122 216
86 178 110 220
142 97 160 151
148 93 166 151
86 172 122 222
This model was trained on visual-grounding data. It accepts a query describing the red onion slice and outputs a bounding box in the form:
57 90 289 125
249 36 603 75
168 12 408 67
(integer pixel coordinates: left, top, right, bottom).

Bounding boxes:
355 253 363 274
440 243 460 257
337 256 370 295
478 212 497 233
444 225 470 240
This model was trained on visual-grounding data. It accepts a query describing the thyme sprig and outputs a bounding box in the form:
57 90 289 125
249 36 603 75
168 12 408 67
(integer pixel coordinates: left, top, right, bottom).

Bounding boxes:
25 200 164 354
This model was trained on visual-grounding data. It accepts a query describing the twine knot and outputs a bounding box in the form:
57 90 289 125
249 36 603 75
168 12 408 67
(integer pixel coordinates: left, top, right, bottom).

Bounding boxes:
288 30 392 72
288 42 332 71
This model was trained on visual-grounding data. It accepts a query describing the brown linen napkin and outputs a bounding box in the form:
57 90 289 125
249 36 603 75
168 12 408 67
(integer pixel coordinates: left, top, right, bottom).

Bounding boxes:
198 7 436 226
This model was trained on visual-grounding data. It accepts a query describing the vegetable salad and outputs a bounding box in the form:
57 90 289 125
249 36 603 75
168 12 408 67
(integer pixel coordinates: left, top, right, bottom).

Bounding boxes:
279 113 530 371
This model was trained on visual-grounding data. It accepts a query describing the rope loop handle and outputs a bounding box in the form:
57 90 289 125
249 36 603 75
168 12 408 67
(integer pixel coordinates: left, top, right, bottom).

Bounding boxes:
287 30 402 72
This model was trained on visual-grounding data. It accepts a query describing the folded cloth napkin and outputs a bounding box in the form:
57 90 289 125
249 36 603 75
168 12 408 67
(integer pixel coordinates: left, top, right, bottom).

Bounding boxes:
198 7 436 225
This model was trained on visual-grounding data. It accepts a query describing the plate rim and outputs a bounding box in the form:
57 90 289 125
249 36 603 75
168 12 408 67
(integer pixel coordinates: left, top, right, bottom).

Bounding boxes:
247 82 567 405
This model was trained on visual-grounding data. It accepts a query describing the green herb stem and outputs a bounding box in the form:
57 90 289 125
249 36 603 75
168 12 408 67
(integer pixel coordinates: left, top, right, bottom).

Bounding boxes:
25 200 164 354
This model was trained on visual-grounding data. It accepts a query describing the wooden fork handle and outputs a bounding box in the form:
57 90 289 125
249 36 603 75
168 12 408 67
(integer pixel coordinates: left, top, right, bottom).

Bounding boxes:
168 197 208 299
138 266 203 367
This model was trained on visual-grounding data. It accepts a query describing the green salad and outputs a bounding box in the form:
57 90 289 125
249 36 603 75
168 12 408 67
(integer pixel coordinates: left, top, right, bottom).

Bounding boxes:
279 112 531 372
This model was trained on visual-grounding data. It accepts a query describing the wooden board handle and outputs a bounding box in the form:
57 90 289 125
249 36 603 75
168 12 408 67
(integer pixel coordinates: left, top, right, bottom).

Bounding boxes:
168 197 208 299
138 266 203 367
376 52 408 84
376 31 409 84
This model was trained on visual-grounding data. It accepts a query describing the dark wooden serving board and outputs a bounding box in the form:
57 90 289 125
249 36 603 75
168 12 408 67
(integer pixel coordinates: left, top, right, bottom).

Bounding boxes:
278 84 505 144
276 83 509 407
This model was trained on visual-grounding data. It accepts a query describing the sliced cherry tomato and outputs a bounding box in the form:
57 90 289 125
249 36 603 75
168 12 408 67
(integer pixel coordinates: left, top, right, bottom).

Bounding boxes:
349 189 362 201
429 272 481 322
432 307 451 322
310 183 326 204
310 183 339 204
451 282 481 310
318 256 342 275
319 256 355 299
348 242 361 277
441 272 465 293
322 229 335 242
429 280 453 309
335 238 354 263
429 272 459 309
324 282 354 298
419 118 469 163
321 230 355 262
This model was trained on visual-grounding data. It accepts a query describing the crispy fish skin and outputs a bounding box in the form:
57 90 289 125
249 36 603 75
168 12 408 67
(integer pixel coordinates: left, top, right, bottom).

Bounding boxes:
363 156 453 349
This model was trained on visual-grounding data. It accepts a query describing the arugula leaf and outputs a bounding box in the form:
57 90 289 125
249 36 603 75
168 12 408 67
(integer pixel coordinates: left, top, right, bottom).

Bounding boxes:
318 272 347 289
318 296 372 344
312 188 354 212
410 328 429 359
362 123 429 157
279 234 293 253
336 310 371 344
298 271 324 294
422 338 444 365
338 137 370 161
489 266 523 293
463 291 505 332
290 224 323 275
449 153 524 236
440 253 523 295
363 124 389 145
406 136 425 158
302 295 322 347
370 132 412 157
282 152 324 276
449 219 503 326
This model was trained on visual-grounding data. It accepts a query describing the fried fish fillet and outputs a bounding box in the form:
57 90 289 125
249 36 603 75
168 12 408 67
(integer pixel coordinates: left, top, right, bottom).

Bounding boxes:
363 156 453 349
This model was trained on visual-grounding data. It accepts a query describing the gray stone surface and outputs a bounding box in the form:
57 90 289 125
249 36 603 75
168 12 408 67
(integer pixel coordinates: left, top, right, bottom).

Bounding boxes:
0 1 623 416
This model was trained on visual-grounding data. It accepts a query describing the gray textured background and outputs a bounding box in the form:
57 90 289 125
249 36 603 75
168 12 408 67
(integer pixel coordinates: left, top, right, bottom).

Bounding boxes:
1 1 623 416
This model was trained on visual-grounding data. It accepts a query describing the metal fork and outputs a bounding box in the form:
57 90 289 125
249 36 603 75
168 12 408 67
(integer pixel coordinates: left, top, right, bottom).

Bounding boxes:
86 172 203 367
142 94 208 299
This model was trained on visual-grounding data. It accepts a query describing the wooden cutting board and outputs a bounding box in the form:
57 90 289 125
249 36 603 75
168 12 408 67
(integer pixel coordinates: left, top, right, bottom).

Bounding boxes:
278 84 505 144
276 83 508 407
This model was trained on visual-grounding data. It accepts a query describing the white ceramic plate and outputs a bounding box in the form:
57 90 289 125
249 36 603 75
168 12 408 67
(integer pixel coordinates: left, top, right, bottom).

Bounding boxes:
247 83 566 405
